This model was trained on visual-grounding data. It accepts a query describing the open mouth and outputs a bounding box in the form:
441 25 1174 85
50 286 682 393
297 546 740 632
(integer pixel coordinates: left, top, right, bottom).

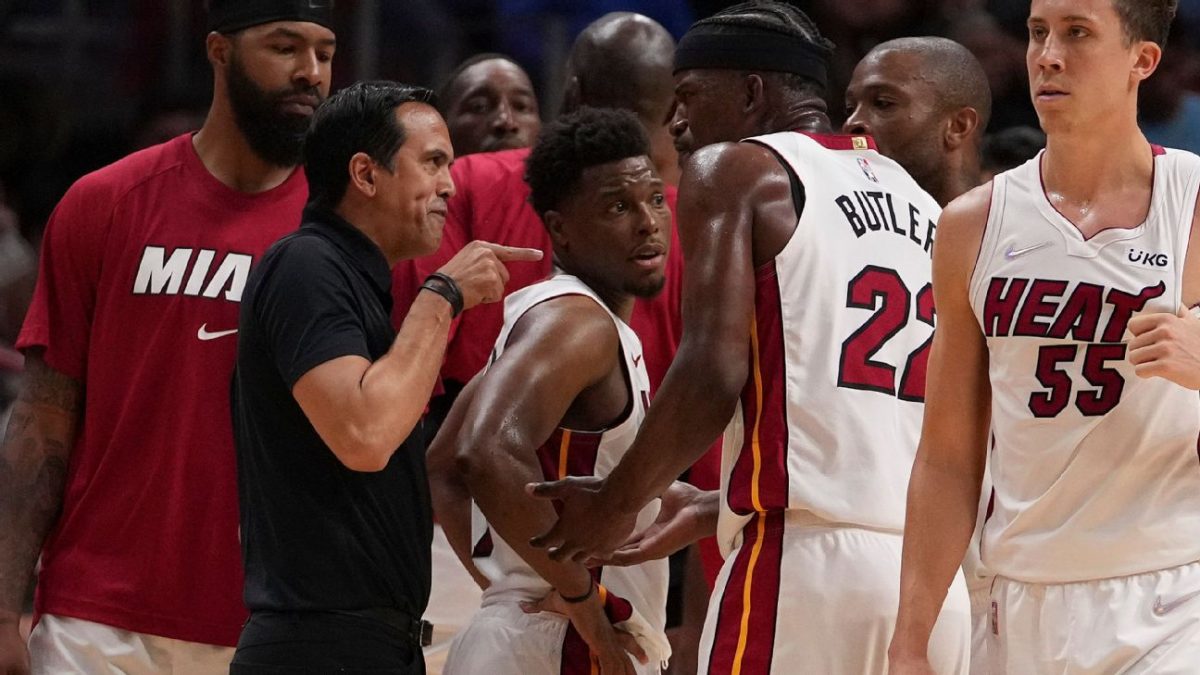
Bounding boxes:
631 243 666 270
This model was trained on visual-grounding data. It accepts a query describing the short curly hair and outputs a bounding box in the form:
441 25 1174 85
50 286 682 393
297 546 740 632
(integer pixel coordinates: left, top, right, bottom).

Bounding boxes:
524 107 651 217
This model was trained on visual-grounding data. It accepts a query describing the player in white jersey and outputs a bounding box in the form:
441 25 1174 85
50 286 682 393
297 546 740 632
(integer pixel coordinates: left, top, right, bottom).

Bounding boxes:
426 107 673 675
524 4 970 673
844 37 999 675
890 1 1200 673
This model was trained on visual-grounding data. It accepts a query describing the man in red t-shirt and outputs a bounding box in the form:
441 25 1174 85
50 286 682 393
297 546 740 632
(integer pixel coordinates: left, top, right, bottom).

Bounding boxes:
0 1 336 672
394 11 683 423
437 54 542 157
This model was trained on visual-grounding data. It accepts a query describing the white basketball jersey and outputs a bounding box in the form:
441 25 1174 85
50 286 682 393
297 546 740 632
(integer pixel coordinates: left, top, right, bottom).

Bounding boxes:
716 132 942 554
470 273 667 633
970 148 1200 582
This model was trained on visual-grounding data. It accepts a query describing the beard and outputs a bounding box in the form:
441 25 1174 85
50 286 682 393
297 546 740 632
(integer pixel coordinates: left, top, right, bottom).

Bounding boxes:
226 53 322 167
626 273 666 299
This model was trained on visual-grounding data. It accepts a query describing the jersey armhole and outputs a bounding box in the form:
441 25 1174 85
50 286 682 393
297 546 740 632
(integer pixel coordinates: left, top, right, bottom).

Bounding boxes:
746 141 806 221
968 179 1004 307
1175 164 1200 308
502 291 635 434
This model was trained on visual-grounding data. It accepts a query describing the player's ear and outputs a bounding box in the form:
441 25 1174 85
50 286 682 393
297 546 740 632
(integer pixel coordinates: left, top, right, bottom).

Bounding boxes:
743 74 765 114
544 210 568 250
347 152 377 198
207 31 233 68
944 107 982 151
1131 40 1163 84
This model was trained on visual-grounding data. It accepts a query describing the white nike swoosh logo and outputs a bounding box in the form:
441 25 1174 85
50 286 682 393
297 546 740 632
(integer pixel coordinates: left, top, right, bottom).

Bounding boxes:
1005 242 1051 259
197 324 238 341
1153 589 1200 616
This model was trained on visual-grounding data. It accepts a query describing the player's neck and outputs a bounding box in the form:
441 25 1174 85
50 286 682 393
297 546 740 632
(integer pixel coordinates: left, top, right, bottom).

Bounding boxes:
937 161 982 208
1042 123 1153 202
575 274 634 322
192 106 298 195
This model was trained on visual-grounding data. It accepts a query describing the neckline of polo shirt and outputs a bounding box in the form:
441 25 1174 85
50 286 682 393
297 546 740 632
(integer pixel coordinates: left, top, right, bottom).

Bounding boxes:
301 206 393 296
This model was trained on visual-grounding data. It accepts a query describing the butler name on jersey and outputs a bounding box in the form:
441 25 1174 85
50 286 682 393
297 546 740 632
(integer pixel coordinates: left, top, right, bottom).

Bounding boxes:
834 186 938 256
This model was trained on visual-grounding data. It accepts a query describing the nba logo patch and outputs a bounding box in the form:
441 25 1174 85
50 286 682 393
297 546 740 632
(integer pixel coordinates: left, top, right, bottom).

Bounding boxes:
991 600 999 635
857 157 879 183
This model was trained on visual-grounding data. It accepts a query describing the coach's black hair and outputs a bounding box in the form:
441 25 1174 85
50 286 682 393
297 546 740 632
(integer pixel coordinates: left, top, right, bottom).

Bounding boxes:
304 81 436 209
524 107 650 217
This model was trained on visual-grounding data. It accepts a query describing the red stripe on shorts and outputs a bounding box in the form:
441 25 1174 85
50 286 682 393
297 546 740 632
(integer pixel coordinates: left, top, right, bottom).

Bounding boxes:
706 511 785 674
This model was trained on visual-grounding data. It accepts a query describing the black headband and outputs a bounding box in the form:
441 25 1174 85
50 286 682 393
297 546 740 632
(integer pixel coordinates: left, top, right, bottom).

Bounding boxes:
208 0 335 34
673 28 828 89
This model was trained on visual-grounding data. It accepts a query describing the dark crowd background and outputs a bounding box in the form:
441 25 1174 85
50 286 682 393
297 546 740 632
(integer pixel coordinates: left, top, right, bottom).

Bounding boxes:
0 0 1198 389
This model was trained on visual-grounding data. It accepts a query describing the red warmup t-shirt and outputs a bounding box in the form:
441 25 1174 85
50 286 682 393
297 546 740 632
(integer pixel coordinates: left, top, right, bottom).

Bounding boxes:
392 148 724 586
17 134 307 645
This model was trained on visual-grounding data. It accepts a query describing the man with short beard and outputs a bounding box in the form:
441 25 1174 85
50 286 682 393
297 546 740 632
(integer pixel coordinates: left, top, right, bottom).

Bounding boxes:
438 54 542 157
0 1 335 672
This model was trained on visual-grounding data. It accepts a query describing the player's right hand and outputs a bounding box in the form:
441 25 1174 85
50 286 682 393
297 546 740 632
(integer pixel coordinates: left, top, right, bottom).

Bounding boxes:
437 241 543 310
602 481 718 567
0 617 30 675
527 476 639 563
552 591 647 675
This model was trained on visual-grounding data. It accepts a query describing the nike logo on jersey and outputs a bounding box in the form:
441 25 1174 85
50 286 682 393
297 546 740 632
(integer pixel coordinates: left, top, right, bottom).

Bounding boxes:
1004 242 1050 259
1152 589 1200 616
197 324 238 341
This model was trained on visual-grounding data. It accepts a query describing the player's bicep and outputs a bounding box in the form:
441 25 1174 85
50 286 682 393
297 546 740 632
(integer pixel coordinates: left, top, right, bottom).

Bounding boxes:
458 300 619 458
675 145 759 368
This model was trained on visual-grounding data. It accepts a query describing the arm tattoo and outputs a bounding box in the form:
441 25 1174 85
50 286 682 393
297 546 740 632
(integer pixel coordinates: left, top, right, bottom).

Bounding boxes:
0 354 79 614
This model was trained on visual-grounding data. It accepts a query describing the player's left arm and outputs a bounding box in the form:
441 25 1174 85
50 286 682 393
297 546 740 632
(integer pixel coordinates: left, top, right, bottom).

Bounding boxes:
452 297 622 597
1128 192 1200 388
452 297 648 672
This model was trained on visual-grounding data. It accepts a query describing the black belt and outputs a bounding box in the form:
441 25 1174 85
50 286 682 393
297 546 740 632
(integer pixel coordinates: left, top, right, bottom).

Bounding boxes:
331 608 433 647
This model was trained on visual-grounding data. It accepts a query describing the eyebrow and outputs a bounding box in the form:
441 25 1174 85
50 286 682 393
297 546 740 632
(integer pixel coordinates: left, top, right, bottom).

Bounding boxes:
264 27 337 47
1028 14 1094 24
462 82 535 99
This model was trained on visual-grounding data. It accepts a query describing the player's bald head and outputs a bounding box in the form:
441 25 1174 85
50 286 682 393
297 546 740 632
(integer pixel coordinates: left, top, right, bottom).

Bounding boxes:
562 12 675 122
866 37 992 131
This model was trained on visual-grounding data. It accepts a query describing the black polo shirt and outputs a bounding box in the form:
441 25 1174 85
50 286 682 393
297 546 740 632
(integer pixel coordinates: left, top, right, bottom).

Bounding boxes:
232 206 431 619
